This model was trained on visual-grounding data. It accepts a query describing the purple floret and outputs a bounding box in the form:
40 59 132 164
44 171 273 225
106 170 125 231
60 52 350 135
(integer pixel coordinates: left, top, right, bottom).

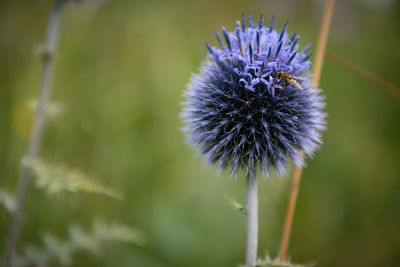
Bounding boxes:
182 13 326 177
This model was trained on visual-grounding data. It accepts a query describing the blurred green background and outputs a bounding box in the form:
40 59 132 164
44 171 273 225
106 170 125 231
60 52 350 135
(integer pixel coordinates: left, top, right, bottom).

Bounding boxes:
1 0 400 266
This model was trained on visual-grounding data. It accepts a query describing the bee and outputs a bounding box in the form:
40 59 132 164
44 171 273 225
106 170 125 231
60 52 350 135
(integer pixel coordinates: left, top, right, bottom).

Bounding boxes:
275 71 304 90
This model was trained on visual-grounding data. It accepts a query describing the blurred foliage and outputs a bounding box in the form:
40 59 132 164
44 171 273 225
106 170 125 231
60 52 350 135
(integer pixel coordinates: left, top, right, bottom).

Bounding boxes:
251 254 314 267
0 0 399 267
12 99 64 139
27 99 65 119
14 219 147 267
0 190 16 213
25 159 121 198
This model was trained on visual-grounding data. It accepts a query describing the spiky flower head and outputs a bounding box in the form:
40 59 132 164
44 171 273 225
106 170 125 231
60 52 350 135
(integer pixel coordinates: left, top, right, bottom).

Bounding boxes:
182 13 326 177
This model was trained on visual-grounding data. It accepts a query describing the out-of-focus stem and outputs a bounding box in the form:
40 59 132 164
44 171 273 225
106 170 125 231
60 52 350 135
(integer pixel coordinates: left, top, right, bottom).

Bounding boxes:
311 0 335 87
278 151 304 261
3 1 65 266
279 0 335 261
246 173 258 267
326 50 400 99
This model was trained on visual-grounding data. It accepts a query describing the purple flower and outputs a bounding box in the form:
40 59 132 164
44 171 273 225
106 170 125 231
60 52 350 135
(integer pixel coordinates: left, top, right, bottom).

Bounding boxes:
182 13 326 177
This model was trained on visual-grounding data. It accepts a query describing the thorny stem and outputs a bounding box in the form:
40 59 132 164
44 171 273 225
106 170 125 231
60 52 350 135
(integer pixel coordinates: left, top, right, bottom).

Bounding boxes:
3 1 65 266
325 50 400 99
279 0 335 261
246 173 258 267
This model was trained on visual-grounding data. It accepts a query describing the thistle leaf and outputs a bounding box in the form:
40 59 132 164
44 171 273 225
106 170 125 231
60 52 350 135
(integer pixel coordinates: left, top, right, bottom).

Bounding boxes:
15 219 146 267
92 219 148 246
16 245 50 267
69 224 101 255
42 233 74 266
238 253 315 267
24 159 121 199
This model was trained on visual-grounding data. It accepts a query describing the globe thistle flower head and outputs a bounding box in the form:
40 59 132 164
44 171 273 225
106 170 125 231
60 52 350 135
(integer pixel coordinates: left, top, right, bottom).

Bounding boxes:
182 13 326 177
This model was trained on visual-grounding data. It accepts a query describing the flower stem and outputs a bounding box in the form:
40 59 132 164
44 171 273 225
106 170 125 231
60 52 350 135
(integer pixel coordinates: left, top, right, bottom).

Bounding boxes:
279 0 335 261
3 1 65 266
246 173 258 267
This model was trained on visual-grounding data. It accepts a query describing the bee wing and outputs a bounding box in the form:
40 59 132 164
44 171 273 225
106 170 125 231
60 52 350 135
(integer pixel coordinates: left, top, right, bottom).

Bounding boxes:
292 75 308 81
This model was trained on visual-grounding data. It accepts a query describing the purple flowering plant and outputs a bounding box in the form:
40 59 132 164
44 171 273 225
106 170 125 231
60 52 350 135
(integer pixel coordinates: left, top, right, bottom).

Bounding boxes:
182 13 326 177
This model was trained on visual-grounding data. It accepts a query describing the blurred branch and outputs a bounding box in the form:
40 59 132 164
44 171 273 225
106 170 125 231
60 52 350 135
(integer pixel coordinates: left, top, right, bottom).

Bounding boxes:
311 1 334 88
325 50 400 99
279 0 335 262
3 0 66 266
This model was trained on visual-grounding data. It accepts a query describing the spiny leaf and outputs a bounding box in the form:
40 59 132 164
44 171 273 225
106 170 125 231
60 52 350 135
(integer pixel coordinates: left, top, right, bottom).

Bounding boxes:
24 159 121 199
0 189 16 212
225 195 247 215
254 260 315 267
238 253 315 267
